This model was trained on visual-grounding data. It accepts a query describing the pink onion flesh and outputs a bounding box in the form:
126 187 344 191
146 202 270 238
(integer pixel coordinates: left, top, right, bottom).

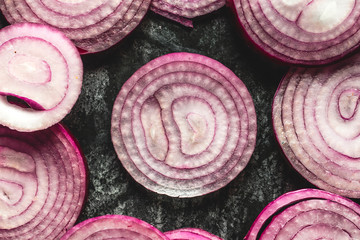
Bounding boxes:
0 0 151 53
111 52 256 198
0 124 87 240
245 189 360 240
60 215 168 240
0 22 82 132
165 228 223 240
150 0 226 27
273 53 360 198
230 0 360 65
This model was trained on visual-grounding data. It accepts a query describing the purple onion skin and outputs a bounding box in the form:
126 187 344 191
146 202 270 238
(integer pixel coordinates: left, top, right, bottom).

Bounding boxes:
245 189 360 240
165 228 223 240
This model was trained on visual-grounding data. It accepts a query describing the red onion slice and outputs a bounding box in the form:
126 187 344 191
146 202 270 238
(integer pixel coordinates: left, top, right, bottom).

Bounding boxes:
245 189 360 240
230 0 360 65
0 0 151 53
60 215 168 240
150 0 226 27
273 53 360 198
0 23 82 132
0 124 87 240
165 228 223 240
111 52 256 198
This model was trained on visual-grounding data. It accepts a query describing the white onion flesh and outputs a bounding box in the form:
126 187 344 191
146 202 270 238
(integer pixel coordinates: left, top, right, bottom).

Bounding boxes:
245 189 360 240
0 124 87 240
273 53 360 198
0 23 82 132
111 52 256 198
230 0 360 65
60 215 168 240
0 0 151 53
165 228 223 240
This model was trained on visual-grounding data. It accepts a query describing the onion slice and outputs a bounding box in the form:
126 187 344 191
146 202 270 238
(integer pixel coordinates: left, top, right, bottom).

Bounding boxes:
245 189 360 239
0 0 151 53
165 228 223 240
230 0 360 65
0 23 82 132
111 52 256 198
150 0 226 27
273 53 360 198
0 123 87 240
60 215 168 240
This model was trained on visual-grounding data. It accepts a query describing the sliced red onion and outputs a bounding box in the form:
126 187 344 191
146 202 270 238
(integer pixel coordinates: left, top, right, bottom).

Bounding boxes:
0 123 87 240
273 53 360 198
245 189 360 239
0 0 151 53
150 0 226 27
60 215 168 240
111 52 256 198
0 23 82 132
165 228 223 240
230 0 360 65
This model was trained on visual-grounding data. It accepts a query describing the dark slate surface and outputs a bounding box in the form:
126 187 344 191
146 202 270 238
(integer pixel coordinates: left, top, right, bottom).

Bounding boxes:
2 7 354 240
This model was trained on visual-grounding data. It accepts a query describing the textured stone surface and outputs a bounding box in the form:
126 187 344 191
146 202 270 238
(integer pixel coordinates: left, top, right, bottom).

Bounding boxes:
2 8 358 240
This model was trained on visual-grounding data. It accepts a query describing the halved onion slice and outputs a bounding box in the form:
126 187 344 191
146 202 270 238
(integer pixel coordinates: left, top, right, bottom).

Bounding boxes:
245 189 360 239
60 215 168 240
230 0 360 65
0 0 151 53
0 123 87 240
150 0 226 27
165 228 223 240
111 52 256 198
0 23 82 132
273 53 360 198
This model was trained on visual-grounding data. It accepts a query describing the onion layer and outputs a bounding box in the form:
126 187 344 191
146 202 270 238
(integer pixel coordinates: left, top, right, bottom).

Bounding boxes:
150 0 226 27
0 0 151 53
0 124 87 240
165 228 223 240
245 189 360 239
0 23 82 132
111 52 256 198
60 215 168 240
273 53 360 198
230 0 360 65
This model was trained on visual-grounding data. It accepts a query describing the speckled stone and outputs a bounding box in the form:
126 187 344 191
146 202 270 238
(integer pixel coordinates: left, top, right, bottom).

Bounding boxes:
2 8 358 240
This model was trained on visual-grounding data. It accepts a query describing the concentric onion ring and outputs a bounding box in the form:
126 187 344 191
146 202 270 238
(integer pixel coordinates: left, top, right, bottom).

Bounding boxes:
150 0 226 27
60 215 168 240
230 0 360 65
0 124 87 240
273 53 360 198
0 0 151 53
111 52 256 198
0 23 82 132
245 189 360 239
165 228 223 240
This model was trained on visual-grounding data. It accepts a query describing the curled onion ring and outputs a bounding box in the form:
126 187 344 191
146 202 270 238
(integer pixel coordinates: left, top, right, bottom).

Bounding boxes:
165 228 223 240
230 0 360 65
273 53 360 198
245 189 360 239
111 52 257 198
0 124 87 240
60 215 168 240
0 0 151 53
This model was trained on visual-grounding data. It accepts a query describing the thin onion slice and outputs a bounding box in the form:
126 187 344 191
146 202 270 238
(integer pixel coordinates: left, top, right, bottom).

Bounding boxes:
165 228 223 240
230 0 360 65
0 0 151 53
0 23 82 132
60 215 168 240
0 123 87 240
245 189 360 239
150 0 226 27
111 52 257 198
273 53 360 198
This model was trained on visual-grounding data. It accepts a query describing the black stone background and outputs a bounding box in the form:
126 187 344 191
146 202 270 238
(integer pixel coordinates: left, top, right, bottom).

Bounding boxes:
2 6 359 240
